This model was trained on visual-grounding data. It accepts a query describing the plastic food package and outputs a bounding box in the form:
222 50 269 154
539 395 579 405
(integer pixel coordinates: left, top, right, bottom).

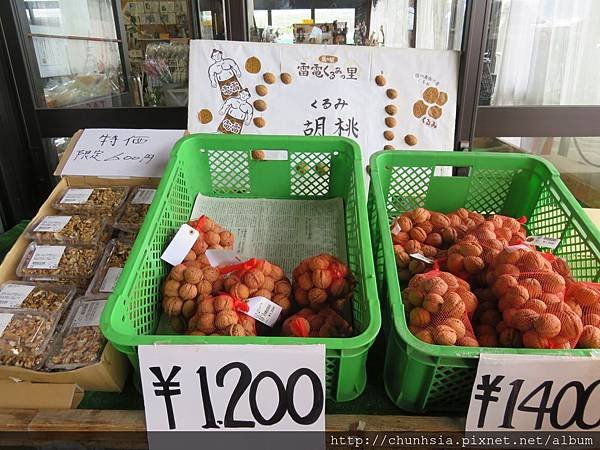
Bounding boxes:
25 214 112 247
402 270 479 347
17 242 103 281
22 276 91 293
0 308 58 358
53 186 129 216
0 281 75 315
46 298 107 370
292 253 354 319
86 239 132 297
114 186 156 232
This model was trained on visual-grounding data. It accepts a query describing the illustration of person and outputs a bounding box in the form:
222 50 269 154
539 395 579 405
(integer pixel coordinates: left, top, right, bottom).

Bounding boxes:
217 88 254 134
208 49 242 100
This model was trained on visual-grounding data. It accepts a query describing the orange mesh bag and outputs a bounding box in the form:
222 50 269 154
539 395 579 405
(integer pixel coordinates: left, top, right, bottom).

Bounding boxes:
220 257 293 319
187 293 257 336
402 270 479 347
292 254 355 318
183 215 235 267
162 263 225 333
442 215 526 284
281 307 352 338
565 282 600 348
390 208 455 259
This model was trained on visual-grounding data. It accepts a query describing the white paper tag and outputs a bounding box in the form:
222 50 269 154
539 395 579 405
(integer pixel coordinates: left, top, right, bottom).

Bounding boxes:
245 296 283 327
525 235 560 250
99 267 123 293
409 253 435 264
205 249 244 267
0 313 13 336
72 300 107 328
391 222 401 236
0 284 35 308
27 245 66 269
160 224 200 266
33 215 72 233
132 188 156 205
60 188 93 204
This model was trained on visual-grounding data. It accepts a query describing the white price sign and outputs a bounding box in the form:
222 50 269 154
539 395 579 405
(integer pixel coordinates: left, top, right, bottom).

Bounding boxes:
60 128 185 178
140 345 325 433
466 354 600 432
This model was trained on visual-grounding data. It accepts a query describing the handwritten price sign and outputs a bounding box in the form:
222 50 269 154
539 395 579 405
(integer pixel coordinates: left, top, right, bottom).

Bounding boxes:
61 128 184 178
466 354 600 432
139 345 325 432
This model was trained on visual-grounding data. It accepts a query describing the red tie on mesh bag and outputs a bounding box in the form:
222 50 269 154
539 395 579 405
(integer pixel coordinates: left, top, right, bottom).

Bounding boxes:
402 268 479 347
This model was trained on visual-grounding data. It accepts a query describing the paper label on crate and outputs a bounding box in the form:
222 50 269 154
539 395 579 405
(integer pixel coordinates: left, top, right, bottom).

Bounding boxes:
132 188 156 205
33 215 72 233
160 224 200 266
525 235 560 250
245 296 282 327
0 313 13 336
27 245 66 269
205 249 245 267
0 284 35 308
409 253 435 264
72 300 107 328
99 267 123 293
391 223 401 236
60 188 93 204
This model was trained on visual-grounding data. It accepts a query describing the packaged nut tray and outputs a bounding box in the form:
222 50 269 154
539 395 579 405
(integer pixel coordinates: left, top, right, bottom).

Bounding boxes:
0 281 75 315
47 298 107 370
25 214 112 247
114 186 156 232
22 276 91 294
53 186 129 216
86 239 132 297
16 242 102 280
0 308 58 359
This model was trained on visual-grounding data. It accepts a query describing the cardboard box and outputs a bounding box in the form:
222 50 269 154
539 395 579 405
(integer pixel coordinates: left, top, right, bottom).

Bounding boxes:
0 130 161 407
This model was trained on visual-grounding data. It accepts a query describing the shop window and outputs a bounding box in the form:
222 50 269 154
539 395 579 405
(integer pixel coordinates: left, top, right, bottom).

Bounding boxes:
480 0 600 106
473 136 600 208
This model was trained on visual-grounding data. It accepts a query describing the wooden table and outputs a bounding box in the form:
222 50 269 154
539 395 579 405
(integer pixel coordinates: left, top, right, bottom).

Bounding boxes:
0 409 465 448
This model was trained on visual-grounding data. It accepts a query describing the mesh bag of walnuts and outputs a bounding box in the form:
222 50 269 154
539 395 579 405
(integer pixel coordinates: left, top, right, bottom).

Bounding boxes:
281 307 352 338
402 270 479 347
220 258 292 322
477 246 582 349
187 293 257 336
181 215 235 266
443 215 526 284
565 282 600 348
162 263 224 333
292 254 354 319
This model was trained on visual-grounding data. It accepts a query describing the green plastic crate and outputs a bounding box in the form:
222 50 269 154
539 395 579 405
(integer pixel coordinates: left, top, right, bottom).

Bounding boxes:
368 150 600 413
101 134 381 402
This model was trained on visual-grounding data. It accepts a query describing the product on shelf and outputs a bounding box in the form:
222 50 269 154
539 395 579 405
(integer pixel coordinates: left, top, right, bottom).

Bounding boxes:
53 186 129 216
292 253 354 317
114 187 156 232
0 281 75 315
86 240 132 297
25 215 112 246
565 282 600 348
47 298 107 369
17 242 102 280
402 270 478 347
0 309 58 358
